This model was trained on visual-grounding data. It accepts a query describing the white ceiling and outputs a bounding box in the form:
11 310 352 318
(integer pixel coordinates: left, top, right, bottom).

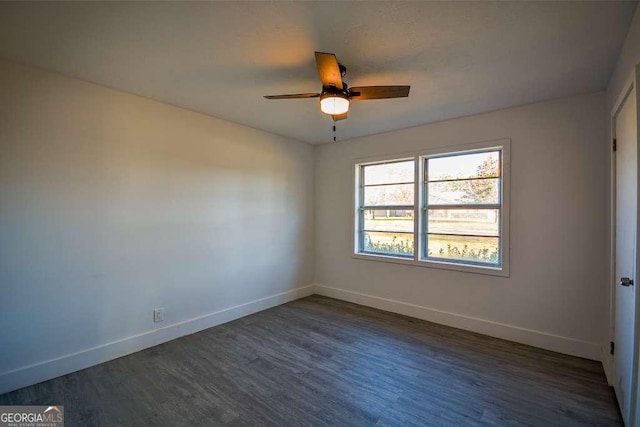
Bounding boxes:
0 1 636 144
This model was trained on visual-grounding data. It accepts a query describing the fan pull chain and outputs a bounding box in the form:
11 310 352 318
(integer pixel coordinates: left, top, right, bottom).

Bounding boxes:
333 124 336 142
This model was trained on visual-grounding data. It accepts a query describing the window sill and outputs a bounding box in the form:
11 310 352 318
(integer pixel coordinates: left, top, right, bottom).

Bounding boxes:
352 253 510 277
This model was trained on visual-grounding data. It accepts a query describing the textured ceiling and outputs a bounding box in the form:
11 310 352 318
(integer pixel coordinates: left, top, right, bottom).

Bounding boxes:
0 1 636 144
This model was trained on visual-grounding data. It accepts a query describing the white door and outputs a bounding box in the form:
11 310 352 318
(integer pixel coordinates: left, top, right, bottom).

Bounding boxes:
614 83 638 425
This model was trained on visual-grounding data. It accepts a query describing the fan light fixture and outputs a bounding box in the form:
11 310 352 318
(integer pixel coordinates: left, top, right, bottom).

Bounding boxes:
320 93 349 115
264 52 410 122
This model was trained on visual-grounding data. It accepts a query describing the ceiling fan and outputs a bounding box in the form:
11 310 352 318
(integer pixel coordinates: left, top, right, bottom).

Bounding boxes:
264 52 410 122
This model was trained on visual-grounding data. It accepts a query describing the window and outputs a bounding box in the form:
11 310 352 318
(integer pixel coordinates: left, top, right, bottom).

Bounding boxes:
357 159 415 258
354 140 509 276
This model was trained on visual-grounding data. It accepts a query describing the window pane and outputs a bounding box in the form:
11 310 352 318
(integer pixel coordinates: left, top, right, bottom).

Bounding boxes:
364 209 413 232
363 231 414 257
364 160 414 185
428 151 500 181
427 234 499 264
428 209 499 236
428 178 499 205
364 184 414 206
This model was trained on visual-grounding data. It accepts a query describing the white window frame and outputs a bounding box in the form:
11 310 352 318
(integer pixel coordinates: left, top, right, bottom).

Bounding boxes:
355 157 416 259
352 138 510 277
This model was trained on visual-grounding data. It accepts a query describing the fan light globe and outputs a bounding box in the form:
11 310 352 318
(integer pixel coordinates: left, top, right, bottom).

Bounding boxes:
320 95 349 115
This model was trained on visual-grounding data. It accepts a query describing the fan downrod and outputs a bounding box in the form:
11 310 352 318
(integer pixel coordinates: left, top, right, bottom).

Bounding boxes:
338 63 347 77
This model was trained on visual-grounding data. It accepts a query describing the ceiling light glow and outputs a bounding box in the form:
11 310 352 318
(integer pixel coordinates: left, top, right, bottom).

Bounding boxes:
320 94 349 115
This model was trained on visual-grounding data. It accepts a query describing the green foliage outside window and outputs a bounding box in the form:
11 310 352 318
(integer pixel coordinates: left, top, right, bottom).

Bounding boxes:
364 235 414 256
365 235 499 263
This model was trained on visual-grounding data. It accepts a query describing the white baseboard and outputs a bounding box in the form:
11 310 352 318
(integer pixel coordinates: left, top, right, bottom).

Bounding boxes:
602 347 614 385
0 285 314 395
314 285 601 361
1 283 602 395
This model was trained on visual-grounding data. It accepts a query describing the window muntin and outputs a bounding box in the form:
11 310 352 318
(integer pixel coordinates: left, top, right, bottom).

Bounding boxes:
358 159 415 258
354 143 508 275
423 149 502 266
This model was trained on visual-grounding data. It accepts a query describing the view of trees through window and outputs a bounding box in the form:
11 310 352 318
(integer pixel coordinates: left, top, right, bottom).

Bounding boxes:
361 160 415 257
358 149 502 266
425 150 501 265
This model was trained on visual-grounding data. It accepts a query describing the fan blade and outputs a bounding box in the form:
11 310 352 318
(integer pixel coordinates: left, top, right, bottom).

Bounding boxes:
332 112 348 121
349 86 410 100
315 52 343 89
264 93 320 99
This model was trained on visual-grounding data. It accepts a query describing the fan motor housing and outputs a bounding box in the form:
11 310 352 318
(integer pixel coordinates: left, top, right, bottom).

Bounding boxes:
322 84 349 98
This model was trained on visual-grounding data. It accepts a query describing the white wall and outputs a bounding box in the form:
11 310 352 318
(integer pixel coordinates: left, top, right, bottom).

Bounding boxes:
314 92 608 360
0 60 314 393
608 3 640 112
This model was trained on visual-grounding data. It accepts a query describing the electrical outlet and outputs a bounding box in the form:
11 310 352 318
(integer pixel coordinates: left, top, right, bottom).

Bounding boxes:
153 308 164 323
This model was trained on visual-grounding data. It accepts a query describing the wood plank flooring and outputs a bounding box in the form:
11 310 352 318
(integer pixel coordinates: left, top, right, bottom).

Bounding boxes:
0 295 621 426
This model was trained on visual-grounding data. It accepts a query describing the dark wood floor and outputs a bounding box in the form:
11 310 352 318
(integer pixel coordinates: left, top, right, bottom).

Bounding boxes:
0 295 621 426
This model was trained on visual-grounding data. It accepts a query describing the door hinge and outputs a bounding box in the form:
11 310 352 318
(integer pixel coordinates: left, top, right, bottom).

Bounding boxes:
610 341 615 355
613 139 617 152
